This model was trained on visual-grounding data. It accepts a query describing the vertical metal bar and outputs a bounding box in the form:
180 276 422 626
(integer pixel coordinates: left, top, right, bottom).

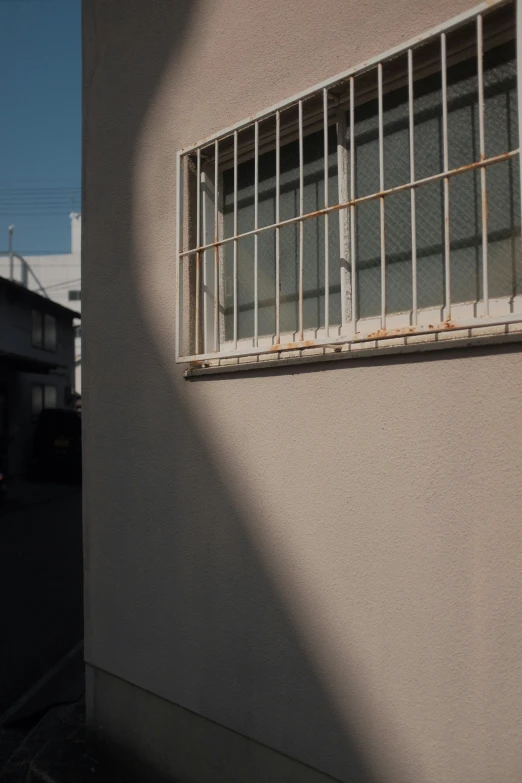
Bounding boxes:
214 140 219 352
441 32 451 319
275 111 281 343
195 253 201 353
299 99 304 340
349 77 356 336
518 0 522 244
477 14 489 316
201 166 209 352
378 63 386 330
337 108 349 333
195 148 201 354
175 152 182 360
233 131 238 349
254 122 259 347
323 88 330 337
408 49 418 326
202 161 217 353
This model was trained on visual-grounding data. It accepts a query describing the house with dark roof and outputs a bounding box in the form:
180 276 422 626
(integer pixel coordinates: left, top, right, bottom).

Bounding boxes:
0 276 79 477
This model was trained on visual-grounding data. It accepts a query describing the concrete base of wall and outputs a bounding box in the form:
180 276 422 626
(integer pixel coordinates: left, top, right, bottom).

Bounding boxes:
86 665 343 783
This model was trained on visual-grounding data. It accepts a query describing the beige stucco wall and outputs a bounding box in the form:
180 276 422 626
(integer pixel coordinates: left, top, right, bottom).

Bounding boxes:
82 1 522 781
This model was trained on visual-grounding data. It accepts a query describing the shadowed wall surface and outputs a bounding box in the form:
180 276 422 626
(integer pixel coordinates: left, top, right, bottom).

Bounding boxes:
82 1 522 781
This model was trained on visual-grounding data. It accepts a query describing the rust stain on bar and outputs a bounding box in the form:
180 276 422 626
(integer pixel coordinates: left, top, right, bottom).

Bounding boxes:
189 359 211 368
268 341 315 352
179 315 522 364
365 320 456 340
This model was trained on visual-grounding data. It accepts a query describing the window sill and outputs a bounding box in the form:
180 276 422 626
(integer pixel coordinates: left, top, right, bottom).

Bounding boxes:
184 322 522 377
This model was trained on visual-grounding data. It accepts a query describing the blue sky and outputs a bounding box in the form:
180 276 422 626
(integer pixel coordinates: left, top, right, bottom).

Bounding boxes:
0 0 81 254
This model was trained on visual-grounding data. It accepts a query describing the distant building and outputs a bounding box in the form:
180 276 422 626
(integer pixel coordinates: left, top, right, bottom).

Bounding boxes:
0 213 82 392
0 277 78 476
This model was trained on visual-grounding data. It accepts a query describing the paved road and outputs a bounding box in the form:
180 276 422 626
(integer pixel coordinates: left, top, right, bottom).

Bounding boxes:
0 488 83 715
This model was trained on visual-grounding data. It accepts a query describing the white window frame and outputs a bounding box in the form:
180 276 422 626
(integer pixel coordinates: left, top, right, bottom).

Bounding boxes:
176 0 522 365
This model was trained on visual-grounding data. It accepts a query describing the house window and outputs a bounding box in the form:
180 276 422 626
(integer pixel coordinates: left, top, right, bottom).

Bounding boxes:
68 290 81 302
176 0 521 364
32 311 57 351
32 384 57 416
32 310 43 348
43 314 57 351
44 385 58 410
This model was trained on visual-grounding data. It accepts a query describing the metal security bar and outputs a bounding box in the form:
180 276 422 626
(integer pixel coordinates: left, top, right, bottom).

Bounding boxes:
177 0 521 364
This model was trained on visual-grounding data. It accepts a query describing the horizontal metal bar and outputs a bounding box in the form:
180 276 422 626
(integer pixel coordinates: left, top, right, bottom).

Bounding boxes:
178 0 508 155
178 312 522 363
179 149 519 258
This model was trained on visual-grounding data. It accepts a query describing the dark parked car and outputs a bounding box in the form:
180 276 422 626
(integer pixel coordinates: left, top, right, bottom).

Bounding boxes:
32 408 82 482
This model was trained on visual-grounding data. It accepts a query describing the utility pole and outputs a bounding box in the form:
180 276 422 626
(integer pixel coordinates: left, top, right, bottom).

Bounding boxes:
8 225 14 280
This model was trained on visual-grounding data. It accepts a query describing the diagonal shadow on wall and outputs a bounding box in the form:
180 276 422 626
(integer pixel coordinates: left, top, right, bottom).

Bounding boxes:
81 2 411 781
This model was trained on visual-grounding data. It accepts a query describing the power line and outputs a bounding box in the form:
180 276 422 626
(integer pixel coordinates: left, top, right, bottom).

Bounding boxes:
0 187 80 192
0 203 80 205
0 205 80 209
0 201 79 204
0 199 80 202
0 199 80 201
0 190 79 191
0 200 80 211
0 205 80 212
0 194 80 198
0 192 80 197
0 189 79 191
0 189 80 208
0 249 77 254
40 278 82 291
0 199 80 203
0 208 80 211
0 214 79 217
